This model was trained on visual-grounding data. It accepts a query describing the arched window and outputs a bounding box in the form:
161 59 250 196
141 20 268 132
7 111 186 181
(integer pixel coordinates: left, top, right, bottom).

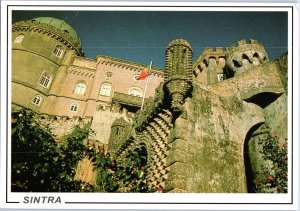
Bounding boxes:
38 72 52 88
13 34 25 44
53 45 64 58
32 94 42 106
99 82 112 96
74 81 86 95
70 102 78 112
129 87 143 97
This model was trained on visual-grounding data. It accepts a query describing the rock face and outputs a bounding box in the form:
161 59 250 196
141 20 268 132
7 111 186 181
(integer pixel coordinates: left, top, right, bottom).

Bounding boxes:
74 157 97 185
108 39 287 193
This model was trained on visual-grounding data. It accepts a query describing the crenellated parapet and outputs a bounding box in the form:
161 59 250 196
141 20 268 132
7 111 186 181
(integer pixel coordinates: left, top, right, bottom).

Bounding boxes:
226 39 269 76
12 18 83 55
96 55 165 78
193 47 227 85
194 48 226 72
35 113 93 138
164 39 194 113
67 66 96 78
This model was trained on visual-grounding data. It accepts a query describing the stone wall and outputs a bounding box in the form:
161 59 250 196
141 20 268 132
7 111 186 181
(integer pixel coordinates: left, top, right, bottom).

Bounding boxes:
90 105 133 145
36 114 93 139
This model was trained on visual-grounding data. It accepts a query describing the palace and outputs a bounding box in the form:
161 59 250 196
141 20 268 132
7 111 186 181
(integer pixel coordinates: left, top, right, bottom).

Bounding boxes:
12 17 288 192
12 17 164 117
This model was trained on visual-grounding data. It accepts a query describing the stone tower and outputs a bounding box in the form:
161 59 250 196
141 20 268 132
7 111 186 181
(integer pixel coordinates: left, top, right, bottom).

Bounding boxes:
12 17 83 113
164 39 193 113
193 48 226 85
225 39 269 76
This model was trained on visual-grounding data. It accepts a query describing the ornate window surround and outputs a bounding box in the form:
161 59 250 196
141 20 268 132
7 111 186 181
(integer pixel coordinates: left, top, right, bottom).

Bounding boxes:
99 82 112 96
70 102 79 112
31 94 42 106
53 44 64 58
38 72 52 88
74 81 87 95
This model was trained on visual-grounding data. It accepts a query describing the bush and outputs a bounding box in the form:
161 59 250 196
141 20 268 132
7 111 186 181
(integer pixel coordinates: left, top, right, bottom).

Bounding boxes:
254 134 288 193
11 109 94 192
94 148 150 192
11 109 151 192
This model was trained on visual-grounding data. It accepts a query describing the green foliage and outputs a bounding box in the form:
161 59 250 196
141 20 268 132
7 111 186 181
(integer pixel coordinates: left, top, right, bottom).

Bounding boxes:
11 109 94 192
253 134 288 193
95 148 150 192
11 108 151 193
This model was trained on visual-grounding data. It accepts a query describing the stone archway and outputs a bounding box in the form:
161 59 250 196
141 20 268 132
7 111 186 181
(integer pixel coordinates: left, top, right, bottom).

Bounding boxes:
243 122 268 192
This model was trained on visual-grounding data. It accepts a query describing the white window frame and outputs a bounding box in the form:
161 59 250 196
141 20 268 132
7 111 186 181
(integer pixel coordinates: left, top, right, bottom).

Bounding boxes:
128 87 143 97
38 72 52 88
74 81 87 95
31 94 43 106
70 102 79 112
13 34 25 44
99 82 112 96
53 44 64 58
217 74 224 82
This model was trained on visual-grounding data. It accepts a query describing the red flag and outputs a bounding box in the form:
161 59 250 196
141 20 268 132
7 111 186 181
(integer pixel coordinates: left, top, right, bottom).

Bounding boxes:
137 69 148 80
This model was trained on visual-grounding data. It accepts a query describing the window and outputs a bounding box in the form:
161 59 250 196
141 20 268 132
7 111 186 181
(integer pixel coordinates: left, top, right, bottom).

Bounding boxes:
217 74 224 82
70 102 78 112
129 87 143 97
53 45 64 58
13 34 25 44
38 72 52 88
74 82 86 95
32 95 42 106
99 82 112 96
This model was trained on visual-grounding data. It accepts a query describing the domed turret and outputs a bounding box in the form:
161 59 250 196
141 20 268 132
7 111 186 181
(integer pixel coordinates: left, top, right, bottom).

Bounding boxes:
31 17 81 50
12 17 82 113
12 17 83 55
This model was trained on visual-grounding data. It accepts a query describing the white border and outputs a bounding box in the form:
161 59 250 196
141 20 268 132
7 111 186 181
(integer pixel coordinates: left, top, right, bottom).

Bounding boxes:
1 1 299 210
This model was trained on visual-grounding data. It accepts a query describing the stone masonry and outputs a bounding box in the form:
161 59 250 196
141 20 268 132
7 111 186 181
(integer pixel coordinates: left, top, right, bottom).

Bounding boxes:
108 39 287 193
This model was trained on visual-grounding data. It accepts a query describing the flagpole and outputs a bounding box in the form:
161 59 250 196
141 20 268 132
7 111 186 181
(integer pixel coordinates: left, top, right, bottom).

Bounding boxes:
141 61 152 110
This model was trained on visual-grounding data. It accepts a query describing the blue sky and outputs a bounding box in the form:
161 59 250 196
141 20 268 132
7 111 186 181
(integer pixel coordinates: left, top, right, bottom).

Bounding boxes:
12 10 288 68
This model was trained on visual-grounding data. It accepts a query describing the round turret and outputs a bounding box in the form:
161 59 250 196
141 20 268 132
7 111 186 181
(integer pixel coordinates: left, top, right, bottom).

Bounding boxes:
225 39 269 76
12 17 82 55
164 38 193 81
164 39 193 113
12 17 82 113
167 38 193 51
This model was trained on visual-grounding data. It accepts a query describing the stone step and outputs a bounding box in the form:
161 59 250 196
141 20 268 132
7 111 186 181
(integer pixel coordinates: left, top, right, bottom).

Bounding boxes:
153 117 171 134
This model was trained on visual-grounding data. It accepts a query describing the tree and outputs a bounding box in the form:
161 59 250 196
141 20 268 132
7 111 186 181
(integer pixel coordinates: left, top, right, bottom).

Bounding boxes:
11 109 94 192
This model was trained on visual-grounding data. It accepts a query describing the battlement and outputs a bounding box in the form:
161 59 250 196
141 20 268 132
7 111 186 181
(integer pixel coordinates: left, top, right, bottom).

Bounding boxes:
96 55 164 77
194 47 227 68
36 114 93 138
225 39 269 76
227 39 265 53
202 47 227 54
12 19 82 55
37 114 93 124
